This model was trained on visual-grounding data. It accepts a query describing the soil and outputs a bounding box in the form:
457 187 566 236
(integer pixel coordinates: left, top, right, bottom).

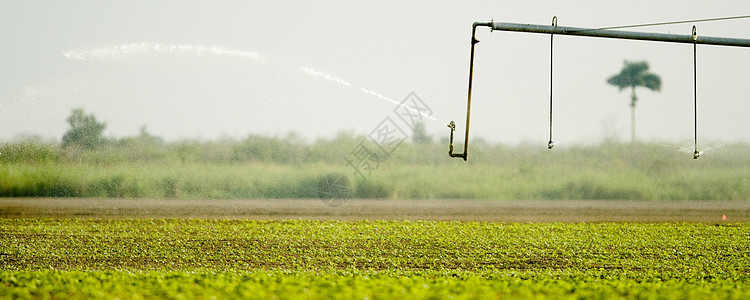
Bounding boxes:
1 198 748 222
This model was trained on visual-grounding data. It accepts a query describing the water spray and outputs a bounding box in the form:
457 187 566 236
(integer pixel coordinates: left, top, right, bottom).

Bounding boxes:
64 43 441 125
64 43 267 63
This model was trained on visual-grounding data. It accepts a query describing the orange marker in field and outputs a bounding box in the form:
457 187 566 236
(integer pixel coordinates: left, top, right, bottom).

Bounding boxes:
722 214 727 221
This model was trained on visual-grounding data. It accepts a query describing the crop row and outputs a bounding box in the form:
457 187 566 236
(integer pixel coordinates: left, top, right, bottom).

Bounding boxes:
2 219 749 274
3 269 749 300
2 219 749 299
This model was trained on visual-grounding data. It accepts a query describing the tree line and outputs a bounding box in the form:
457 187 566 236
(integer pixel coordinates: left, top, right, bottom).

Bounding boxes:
1 108 444 165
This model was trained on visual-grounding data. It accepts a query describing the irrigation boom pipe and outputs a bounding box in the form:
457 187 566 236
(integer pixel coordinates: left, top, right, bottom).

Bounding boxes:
448 21 750 160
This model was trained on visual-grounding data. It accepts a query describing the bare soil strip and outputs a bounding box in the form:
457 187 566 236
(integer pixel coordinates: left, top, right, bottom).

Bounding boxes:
1 198 748 222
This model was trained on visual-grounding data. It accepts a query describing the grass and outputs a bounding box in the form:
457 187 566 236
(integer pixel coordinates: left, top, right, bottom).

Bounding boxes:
0 163 342 199
2 137 750 200
1 219 749 299
2 158 749 200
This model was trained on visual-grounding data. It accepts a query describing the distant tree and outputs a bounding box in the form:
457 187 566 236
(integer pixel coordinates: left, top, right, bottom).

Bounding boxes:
116 125 164 148
607 61 661 142
137 125 164 145
61 108 106 149
411 121 433 144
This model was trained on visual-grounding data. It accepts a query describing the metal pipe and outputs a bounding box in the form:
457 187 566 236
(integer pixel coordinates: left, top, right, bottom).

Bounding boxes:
488 21 750 47
449 23 486 161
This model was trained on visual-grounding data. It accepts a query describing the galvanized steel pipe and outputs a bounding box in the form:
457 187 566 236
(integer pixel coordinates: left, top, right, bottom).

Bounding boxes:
485 21 750 47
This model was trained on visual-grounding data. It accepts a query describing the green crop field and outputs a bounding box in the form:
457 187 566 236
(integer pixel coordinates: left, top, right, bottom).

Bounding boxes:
2 219 749 299
2 136 750 298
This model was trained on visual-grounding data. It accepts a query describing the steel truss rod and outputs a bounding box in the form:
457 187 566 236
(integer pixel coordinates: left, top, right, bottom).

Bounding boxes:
448 20 750 161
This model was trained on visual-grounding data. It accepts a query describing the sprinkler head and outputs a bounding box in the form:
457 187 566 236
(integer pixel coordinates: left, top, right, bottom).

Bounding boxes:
547 140 555 149
693 149 701 159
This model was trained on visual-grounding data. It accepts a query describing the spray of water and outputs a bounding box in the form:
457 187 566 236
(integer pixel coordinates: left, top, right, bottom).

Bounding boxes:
63 43 441 123
679 144 722 157
298 66 352 87
63 43 267 64
359 87 399 106
299 66 439 122
0 77 82 140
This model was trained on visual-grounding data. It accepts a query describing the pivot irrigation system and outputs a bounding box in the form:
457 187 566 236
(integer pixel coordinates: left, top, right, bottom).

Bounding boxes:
448 18 750 161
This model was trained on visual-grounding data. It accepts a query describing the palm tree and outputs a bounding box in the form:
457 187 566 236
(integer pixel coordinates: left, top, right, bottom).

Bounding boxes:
607 61 661 142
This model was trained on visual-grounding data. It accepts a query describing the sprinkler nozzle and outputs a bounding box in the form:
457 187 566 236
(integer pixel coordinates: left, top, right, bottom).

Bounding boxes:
547 140 555 149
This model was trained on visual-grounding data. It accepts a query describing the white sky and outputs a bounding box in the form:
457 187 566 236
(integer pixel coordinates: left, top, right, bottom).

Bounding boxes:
1 0 749 147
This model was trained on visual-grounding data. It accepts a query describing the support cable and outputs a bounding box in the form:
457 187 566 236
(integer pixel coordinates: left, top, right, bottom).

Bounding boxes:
591 15 750 31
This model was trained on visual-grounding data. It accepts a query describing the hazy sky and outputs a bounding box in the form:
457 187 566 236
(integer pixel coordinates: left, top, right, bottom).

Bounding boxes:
2 1 749 147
